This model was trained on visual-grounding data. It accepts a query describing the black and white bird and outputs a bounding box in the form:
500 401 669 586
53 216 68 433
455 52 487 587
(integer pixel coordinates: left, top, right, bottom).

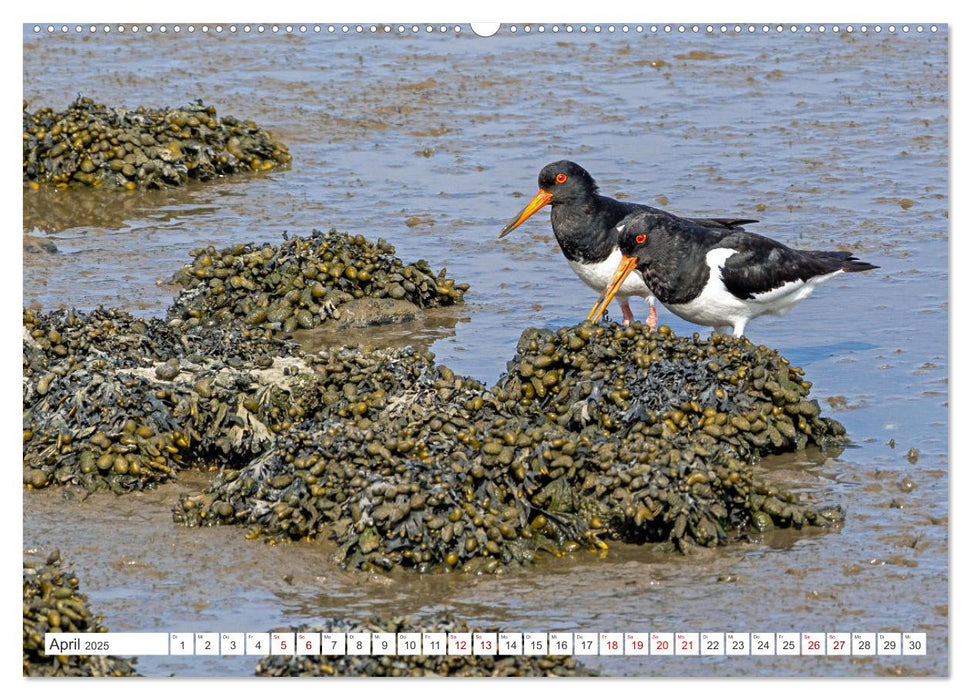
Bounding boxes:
498 161 755 329
588 209 878 337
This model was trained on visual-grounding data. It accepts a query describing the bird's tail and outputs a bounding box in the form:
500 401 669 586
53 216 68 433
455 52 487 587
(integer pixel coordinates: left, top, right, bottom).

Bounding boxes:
814 250 879 273
841 258 879 272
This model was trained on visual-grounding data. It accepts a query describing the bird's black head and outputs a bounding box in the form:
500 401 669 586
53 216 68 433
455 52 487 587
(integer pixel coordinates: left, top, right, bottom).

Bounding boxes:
498 160 600 238
615 211 658 257
536 161 599 204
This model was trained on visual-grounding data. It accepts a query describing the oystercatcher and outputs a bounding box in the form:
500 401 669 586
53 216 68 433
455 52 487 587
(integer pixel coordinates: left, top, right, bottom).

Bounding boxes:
588 209 878 337
498 161 755 329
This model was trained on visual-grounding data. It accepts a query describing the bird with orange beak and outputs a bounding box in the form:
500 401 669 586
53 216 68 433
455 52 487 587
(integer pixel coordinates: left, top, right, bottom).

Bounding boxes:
588 209 878 337
498 161 755 329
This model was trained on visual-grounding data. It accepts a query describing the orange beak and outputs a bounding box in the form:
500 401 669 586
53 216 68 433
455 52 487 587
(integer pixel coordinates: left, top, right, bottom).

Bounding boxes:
498 188 553 238
587 254 640 323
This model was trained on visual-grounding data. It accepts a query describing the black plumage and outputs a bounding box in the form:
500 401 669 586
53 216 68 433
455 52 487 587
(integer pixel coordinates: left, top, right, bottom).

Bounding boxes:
499 161 754 327
590 209 878 336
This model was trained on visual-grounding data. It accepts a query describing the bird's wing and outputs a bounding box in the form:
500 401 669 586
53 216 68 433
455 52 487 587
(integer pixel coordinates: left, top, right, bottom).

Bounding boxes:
688 217 759 231
716 236 846 300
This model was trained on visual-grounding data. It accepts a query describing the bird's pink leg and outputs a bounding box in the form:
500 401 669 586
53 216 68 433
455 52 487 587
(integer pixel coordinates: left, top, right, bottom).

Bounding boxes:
646 303 658 331
620 301 635 327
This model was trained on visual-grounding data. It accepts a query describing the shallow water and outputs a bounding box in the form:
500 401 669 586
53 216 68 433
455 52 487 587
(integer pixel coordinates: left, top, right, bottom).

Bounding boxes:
22 25 948 677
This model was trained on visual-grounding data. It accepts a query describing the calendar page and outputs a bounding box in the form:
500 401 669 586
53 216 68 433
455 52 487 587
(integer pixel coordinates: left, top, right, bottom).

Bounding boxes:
20 4 949 684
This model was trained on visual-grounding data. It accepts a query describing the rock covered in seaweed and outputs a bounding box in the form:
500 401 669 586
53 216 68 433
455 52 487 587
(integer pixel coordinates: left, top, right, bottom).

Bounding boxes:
23 96 290 189
23 551 137 677
167 229 468 333
22 269 847 570
22 307 299 493
174 321 846 571
254 613 593 677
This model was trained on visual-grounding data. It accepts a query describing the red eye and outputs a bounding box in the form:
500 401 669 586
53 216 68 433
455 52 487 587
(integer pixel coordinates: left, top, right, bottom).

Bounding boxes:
635 233 647 244
555 173 567 184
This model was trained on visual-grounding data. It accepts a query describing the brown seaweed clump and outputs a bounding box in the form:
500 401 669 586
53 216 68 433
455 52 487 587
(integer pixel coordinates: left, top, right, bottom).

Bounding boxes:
167 229 468 333
23 96 290 189
23 551 137 677
174 323 846 572
23 229 848 573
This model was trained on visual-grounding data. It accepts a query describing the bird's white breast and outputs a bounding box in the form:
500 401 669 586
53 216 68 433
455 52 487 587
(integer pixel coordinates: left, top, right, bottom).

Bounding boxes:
567 247 653 300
